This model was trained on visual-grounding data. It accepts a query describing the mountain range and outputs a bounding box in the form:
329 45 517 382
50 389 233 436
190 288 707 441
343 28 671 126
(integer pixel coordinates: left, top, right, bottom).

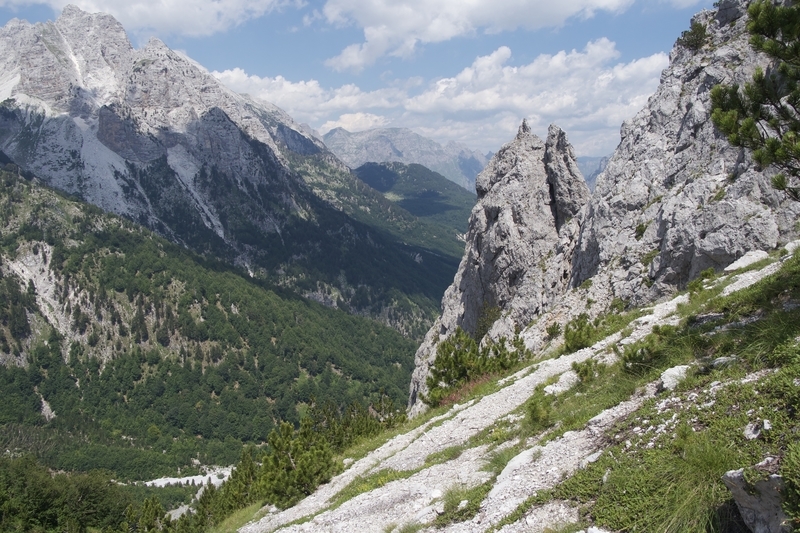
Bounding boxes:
323 127 490 192
0 5 462 336
2 0 800 531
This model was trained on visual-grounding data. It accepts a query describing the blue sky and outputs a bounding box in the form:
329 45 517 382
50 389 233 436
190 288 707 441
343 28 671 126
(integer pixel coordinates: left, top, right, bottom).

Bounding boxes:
0 0 714 156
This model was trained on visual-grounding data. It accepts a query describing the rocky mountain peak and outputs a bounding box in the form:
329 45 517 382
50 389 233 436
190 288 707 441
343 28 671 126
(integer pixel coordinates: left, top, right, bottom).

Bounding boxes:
544 124 589 230
322 126 489 192
408 121 588 413
409 0 800 414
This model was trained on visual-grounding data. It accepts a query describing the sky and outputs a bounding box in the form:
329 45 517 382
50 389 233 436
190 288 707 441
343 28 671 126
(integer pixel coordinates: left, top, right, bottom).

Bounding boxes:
0 0 714 157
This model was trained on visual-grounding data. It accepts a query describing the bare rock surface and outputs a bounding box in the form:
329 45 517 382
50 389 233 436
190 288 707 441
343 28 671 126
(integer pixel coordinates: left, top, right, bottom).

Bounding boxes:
725 250 770 272
570 2 799 307
658 364 691 391
409 0 800 415
722 457 791 533
408 122 590 413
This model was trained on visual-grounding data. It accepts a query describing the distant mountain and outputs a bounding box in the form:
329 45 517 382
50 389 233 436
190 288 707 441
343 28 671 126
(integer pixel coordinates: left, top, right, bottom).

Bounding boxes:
323 127 488 192
353 162 477 253
0 6 458 335
576 156 610 192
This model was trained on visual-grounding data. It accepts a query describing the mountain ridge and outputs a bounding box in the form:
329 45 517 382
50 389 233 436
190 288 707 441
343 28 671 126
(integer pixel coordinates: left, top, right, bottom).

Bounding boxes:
0 5 460 335
408 0 800 411
323 127 489 192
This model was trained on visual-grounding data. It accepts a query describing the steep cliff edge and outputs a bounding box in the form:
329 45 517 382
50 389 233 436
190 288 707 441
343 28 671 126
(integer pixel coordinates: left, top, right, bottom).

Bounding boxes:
408 0 800 414
570 0 799 309
408 122 589 413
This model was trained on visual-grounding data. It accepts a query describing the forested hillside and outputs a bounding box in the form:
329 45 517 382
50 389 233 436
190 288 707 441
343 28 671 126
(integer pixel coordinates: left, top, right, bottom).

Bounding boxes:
353 162 476 254
0 167 415 481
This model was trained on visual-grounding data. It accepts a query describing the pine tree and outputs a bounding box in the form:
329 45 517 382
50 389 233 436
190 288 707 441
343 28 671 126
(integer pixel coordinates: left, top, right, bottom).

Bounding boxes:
711 0 800 199
259 419 334 509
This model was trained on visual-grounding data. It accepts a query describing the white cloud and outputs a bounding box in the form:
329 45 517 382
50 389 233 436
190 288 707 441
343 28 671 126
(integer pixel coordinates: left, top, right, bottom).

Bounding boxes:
0 0 300 37
321 0 637 72
215 40 668 156
319 112 389 133
212 67 405 124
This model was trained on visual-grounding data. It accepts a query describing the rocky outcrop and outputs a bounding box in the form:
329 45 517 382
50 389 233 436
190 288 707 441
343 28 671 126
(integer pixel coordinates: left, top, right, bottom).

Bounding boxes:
408 122 589 413
408 0 800 414
722 457 791 533
570 1 800 309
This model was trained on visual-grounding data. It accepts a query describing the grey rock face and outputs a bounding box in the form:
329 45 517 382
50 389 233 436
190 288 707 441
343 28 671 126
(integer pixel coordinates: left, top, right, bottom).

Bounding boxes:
323 127 488 192
722 457 791 533
409 0 800 414
0 6 320 230
571 3 800 308
408 121 589 413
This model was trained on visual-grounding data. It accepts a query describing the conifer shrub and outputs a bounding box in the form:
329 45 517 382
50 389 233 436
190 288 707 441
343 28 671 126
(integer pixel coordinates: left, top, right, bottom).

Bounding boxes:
677 21 707 50
620 324 678 376
546 322 562 339
563 313 594 352
525 388 553 433
571 359 605 383
423 328 527 407
258 418 335 509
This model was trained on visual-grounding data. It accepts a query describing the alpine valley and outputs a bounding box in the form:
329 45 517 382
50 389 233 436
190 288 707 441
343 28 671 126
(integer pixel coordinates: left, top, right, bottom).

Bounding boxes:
0 5 467 340
2 1 800 533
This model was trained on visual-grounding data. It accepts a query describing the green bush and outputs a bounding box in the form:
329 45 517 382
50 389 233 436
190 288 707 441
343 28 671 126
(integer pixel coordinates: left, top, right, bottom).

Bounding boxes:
677 21 707 50
424 329 527 407
572 359 605 383
525 388 553 433
621 325 678 376
257 419 334 509
564 313 594 352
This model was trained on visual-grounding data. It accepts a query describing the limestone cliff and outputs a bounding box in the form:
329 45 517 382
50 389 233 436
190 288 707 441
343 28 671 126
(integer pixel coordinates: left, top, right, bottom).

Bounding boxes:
570 0 800 309
408 0 800 414
408 122 589 413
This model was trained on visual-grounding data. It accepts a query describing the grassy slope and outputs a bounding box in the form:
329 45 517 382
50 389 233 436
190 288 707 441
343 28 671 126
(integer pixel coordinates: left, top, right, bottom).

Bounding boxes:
225 250 800 533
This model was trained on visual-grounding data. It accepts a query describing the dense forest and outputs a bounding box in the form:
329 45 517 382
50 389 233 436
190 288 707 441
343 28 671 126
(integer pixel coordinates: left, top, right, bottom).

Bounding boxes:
0 168 416 481
353 162 476 250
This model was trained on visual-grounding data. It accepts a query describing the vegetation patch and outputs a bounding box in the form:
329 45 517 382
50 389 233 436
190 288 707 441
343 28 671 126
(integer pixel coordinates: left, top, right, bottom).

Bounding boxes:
423 328 531 407
530 252 800 531
332 468 418 508
562 307 642 354
433 480 493 527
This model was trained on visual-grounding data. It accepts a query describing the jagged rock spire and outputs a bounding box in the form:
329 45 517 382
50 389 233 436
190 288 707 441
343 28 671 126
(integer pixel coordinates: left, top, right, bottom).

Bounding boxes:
408 121 589 414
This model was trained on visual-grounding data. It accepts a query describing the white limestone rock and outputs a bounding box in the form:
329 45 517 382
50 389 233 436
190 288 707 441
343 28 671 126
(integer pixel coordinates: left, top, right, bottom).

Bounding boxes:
410 0 800 415
658 365 691 392
408 122 590 413
722 457 791 533
724 250 769 272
